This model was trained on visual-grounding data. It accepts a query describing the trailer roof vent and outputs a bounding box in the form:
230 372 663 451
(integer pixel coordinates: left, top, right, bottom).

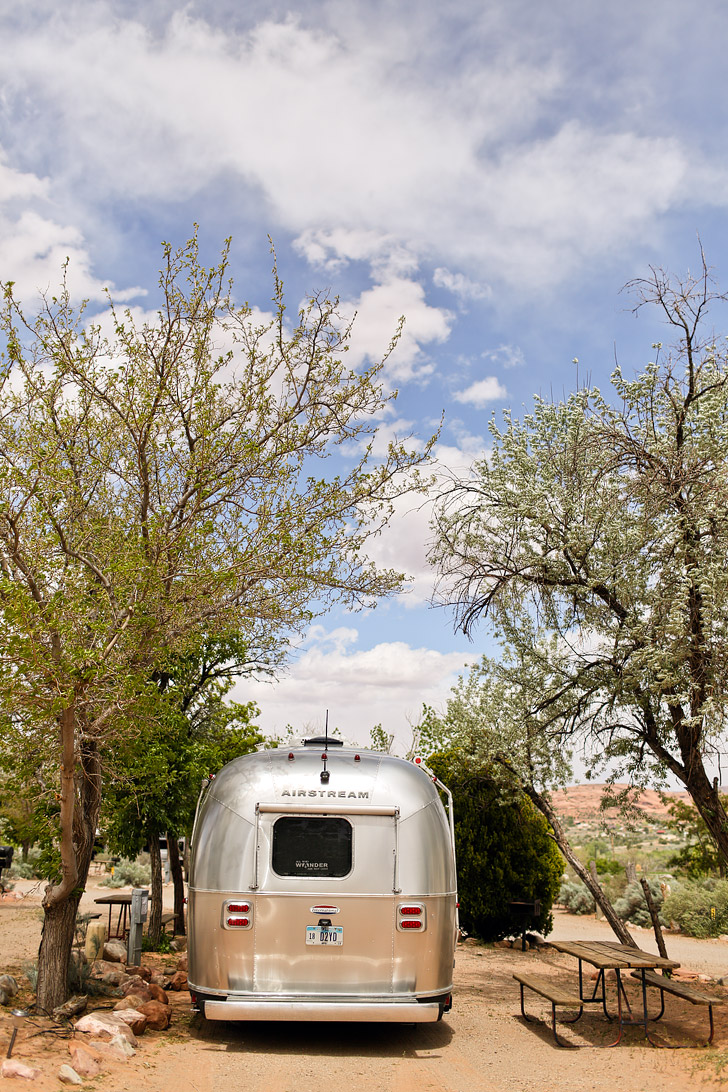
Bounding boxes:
302 737 344 746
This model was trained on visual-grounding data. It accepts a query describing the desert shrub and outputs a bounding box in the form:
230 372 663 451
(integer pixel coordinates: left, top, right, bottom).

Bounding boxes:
614 879 666 927
595 857 622 876
663 879 728 937
428 752 565 941
557 881 595 915
99 856 151 888
7 847 43 880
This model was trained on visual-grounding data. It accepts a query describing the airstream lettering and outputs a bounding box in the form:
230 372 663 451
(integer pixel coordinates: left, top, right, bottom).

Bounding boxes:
188 741 458 1022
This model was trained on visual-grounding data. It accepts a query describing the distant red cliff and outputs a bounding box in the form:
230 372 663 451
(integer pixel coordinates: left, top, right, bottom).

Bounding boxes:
550 783 691 821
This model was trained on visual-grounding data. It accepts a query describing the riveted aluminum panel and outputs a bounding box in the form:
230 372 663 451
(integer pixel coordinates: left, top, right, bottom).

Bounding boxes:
188 746 457 1017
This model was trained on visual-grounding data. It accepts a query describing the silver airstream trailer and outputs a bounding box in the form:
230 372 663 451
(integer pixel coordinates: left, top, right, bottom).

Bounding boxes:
188 739 457 1022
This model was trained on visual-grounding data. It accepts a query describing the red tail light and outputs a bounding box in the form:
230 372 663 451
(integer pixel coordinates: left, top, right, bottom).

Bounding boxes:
397 902 426 931
222 900 253 929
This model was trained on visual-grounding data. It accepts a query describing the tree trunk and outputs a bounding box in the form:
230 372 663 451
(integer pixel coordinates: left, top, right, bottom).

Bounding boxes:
168 835 186 936
640 877 669 962
524 784 636 946
147 834 163 946
36 896 81 1015
36 728 100 1014
682 762 728 870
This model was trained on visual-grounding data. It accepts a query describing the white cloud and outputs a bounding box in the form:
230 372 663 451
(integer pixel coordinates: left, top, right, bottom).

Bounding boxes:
0 150 142 304
453 376 508 408
433 267 492 302
359 431 489 607
342 277 453 382
234 624 478 752
483 343 525 370
0 8 708 295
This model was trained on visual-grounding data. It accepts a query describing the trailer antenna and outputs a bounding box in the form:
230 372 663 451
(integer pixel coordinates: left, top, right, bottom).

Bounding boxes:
320 711 331 783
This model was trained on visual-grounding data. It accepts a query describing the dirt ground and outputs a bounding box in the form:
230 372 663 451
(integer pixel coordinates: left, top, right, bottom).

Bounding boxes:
1 883 727 1091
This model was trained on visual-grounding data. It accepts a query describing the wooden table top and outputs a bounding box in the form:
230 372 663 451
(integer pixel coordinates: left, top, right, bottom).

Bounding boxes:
93 892 133 905
550 940 679 971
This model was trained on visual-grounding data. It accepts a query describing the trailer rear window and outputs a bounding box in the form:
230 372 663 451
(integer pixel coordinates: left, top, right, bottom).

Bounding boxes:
272 816 352 878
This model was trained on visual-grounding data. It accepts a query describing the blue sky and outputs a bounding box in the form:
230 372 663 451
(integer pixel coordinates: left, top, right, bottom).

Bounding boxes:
3 0 728 755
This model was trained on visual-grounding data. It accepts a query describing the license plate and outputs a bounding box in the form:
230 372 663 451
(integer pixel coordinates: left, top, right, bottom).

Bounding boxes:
306 926 343 946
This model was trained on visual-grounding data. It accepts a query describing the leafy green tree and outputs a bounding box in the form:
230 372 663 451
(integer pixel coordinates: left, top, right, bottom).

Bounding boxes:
419 658 636 944
665 796 728 878
0 234 432 1010
427 751 564 941
102 675 262 944
431 258 728 871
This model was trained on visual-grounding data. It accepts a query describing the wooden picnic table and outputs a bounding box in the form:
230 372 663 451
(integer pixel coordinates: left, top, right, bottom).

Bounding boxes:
549 940 680 1045
93 892 133 939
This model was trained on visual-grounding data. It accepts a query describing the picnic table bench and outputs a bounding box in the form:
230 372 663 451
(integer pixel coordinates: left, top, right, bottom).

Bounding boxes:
513 972 584 1047
630 969 724 1045
519 940 682 1047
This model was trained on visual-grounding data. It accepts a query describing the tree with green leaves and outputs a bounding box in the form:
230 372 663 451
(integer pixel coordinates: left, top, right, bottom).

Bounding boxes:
431 258 728 871
427 749 564 941
102 671 263 944
665 795 728 878
0 234 432 1010
418 656 636 945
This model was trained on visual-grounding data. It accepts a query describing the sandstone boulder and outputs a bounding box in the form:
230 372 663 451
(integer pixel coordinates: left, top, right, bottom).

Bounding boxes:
115 1008 148 1036
121 976 151 999
0 973 19 997
58 1064 83 1085
74 1010 138 1045
105 1033 135 1058
114 993 149 1011
102 940 128 963
169 970 188 991
125 964 152 982
1 1058 41 1080
68 1044 102 1078
138 1000 171 1030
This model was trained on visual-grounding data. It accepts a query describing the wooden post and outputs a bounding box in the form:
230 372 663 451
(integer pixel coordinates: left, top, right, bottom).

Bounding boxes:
589 861 601 919
640 877 670 970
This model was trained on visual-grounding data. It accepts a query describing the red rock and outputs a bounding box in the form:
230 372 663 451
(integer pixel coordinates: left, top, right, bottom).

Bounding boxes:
1 1058 42 1079
169 970 188 991
115 1009 148 1036
68 1044 102 1078
148 983 169 1004
176 955 188 972
121 978 152 1001
114 993 149 1011
74 1011 138 1045
125 964 152 982
138 1000 172 1030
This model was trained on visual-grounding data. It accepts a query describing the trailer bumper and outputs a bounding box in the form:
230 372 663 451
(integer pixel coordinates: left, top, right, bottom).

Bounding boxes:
203 999 442 1022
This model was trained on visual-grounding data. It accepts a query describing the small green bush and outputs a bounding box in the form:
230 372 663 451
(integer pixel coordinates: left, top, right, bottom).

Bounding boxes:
595 857 623 876
557 881 595 915
7 847 43 879
427 753 565 941
142 932 173 954
99 856 151 888
663 879 728 937
613 879 666 927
